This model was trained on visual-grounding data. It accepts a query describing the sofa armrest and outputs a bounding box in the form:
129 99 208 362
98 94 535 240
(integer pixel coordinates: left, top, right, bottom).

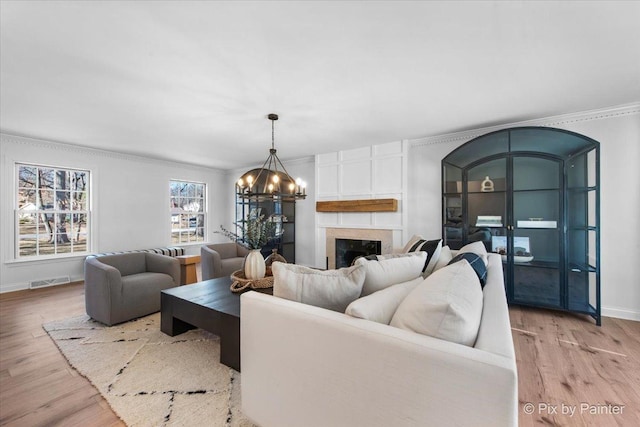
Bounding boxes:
201 246 223 280
475 253 515 359
145 253 180 284
241 292 517 427
236 244 250 258
84 257 123 325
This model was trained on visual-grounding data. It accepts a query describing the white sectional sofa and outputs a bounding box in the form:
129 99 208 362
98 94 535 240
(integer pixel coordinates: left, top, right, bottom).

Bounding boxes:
241 252 517 427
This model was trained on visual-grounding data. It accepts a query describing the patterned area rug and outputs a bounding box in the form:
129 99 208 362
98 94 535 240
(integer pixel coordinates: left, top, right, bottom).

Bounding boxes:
43 313 255 427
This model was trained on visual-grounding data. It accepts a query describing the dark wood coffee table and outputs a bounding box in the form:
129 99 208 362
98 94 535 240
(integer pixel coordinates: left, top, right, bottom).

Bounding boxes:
160 277 272 371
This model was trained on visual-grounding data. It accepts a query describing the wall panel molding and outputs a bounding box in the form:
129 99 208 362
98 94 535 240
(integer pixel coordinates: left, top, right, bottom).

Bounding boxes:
314 141 409 266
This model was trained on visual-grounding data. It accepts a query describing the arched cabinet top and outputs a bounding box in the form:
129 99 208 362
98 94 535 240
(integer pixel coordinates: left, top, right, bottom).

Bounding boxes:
443 127 599 169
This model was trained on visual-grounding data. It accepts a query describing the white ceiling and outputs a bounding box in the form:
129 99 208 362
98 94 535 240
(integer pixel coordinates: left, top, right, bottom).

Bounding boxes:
1 1 639 170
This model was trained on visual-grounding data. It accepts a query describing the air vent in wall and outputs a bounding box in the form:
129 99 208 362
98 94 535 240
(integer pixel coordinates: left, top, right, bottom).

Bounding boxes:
29 276 70 289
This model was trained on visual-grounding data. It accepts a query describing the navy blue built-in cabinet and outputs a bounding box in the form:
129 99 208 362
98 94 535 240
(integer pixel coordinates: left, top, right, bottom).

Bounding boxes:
442 127 601 325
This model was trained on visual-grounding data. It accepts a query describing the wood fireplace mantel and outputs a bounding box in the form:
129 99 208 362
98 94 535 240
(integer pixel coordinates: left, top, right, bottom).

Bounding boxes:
316 198 397 213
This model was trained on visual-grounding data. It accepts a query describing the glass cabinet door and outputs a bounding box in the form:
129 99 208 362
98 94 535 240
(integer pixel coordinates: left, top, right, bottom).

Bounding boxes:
443 163 463 249
466 158 507 253
566 148 599 315
510 156 562 308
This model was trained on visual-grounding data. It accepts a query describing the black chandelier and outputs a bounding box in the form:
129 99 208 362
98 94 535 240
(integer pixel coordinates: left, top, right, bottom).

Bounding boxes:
236 114 307 201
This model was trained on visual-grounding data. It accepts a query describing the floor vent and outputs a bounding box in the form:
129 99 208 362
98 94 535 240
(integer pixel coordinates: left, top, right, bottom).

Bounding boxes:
29 276 70 289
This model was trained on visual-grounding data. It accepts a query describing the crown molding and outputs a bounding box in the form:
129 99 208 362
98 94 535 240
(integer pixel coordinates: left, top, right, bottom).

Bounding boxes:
0 133 227 175
409 102 640 148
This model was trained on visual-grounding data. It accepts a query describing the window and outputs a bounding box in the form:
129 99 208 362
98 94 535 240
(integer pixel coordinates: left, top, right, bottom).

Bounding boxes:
170 180 206 244
16 164 90 258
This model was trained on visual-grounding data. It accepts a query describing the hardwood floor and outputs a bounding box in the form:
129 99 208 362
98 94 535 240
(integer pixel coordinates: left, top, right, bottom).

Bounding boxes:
511 306 640 426
1 283 639 426
0 283 124 427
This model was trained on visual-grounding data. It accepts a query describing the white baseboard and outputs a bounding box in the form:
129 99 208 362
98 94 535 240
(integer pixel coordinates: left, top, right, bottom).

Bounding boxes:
1 274 83 294
0 282 29 294
602 306 640 322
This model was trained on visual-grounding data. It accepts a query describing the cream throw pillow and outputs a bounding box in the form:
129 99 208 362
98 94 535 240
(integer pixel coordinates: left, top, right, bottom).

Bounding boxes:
390 260 483 347
272 262 365 312
433 245 453 271
355 252 427 296
345 277 423 325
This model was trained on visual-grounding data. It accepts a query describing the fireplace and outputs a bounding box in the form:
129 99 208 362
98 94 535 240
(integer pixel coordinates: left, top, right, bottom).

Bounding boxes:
325 228 394 269
335 238 382 268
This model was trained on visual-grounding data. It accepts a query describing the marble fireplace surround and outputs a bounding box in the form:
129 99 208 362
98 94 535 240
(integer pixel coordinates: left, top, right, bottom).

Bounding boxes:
325 227 394 270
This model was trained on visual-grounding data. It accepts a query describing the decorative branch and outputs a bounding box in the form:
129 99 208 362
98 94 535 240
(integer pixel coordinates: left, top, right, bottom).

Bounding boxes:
214 214 281 250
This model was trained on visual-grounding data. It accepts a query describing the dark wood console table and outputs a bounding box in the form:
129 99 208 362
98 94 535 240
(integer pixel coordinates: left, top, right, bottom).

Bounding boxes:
160 277 272 371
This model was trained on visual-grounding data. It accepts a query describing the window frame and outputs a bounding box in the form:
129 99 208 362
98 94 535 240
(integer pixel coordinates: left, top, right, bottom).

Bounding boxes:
14 162 91 260
169 179 207 245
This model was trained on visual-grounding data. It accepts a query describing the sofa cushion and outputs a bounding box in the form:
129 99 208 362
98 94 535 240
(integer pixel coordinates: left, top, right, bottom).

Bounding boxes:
355 252 427 296
404 238 442 275
221 258 245 275
345 277 423 324
457 241 489 266
390 260 483 347
273 262 365 312
448 252 487 288
433 245 453 272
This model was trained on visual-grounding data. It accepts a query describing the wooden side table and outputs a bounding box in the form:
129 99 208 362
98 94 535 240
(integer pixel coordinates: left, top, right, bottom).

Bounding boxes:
176 255 201 285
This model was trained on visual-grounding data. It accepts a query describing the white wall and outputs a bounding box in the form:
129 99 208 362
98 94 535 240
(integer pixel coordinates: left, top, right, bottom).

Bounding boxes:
0 134 227 293
407 104 640 321
315 140 409 268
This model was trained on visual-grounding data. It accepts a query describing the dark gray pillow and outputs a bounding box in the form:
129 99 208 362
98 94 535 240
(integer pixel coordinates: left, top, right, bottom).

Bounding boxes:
448 252 487 288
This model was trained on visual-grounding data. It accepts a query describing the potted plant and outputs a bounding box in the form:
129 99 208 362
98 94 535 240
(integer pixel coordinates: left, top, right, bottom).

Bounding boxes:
216 214 279 279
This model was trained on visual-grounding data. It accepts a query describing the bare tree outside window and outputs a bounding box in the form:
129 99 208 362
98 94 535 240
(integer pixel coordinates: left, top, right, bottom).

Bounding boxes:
17 164 89 257
170 180 206 244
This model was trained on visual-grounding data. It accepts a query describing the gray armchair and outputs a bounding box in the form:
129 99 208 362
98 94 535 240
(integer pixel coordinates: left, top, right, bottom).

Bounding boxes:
201 242 249 280
85 252 180 326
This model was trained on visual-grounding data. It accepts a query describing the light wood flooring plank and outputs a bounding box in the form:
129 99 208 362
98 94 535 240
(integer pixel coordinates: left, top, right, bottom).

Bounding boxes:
0 283 124 427
511 305 640 426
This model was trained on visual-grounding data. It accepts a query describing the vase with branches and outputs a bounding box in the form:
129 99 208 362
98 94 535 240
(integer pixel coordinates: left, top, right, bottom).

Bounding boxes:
215 214 281 280
215 214 279 250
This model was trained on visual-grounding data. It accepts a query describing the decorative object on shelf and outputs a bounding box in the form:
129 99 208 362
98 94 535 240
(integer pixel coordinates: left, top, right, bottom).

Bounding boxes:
475 215 503 227
244 249 267 280
509 254 534 263
265 248 287 276
480 176 494 192
492 233 534 263
230 269 274 293
236 114 307 201
517 219 558 228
